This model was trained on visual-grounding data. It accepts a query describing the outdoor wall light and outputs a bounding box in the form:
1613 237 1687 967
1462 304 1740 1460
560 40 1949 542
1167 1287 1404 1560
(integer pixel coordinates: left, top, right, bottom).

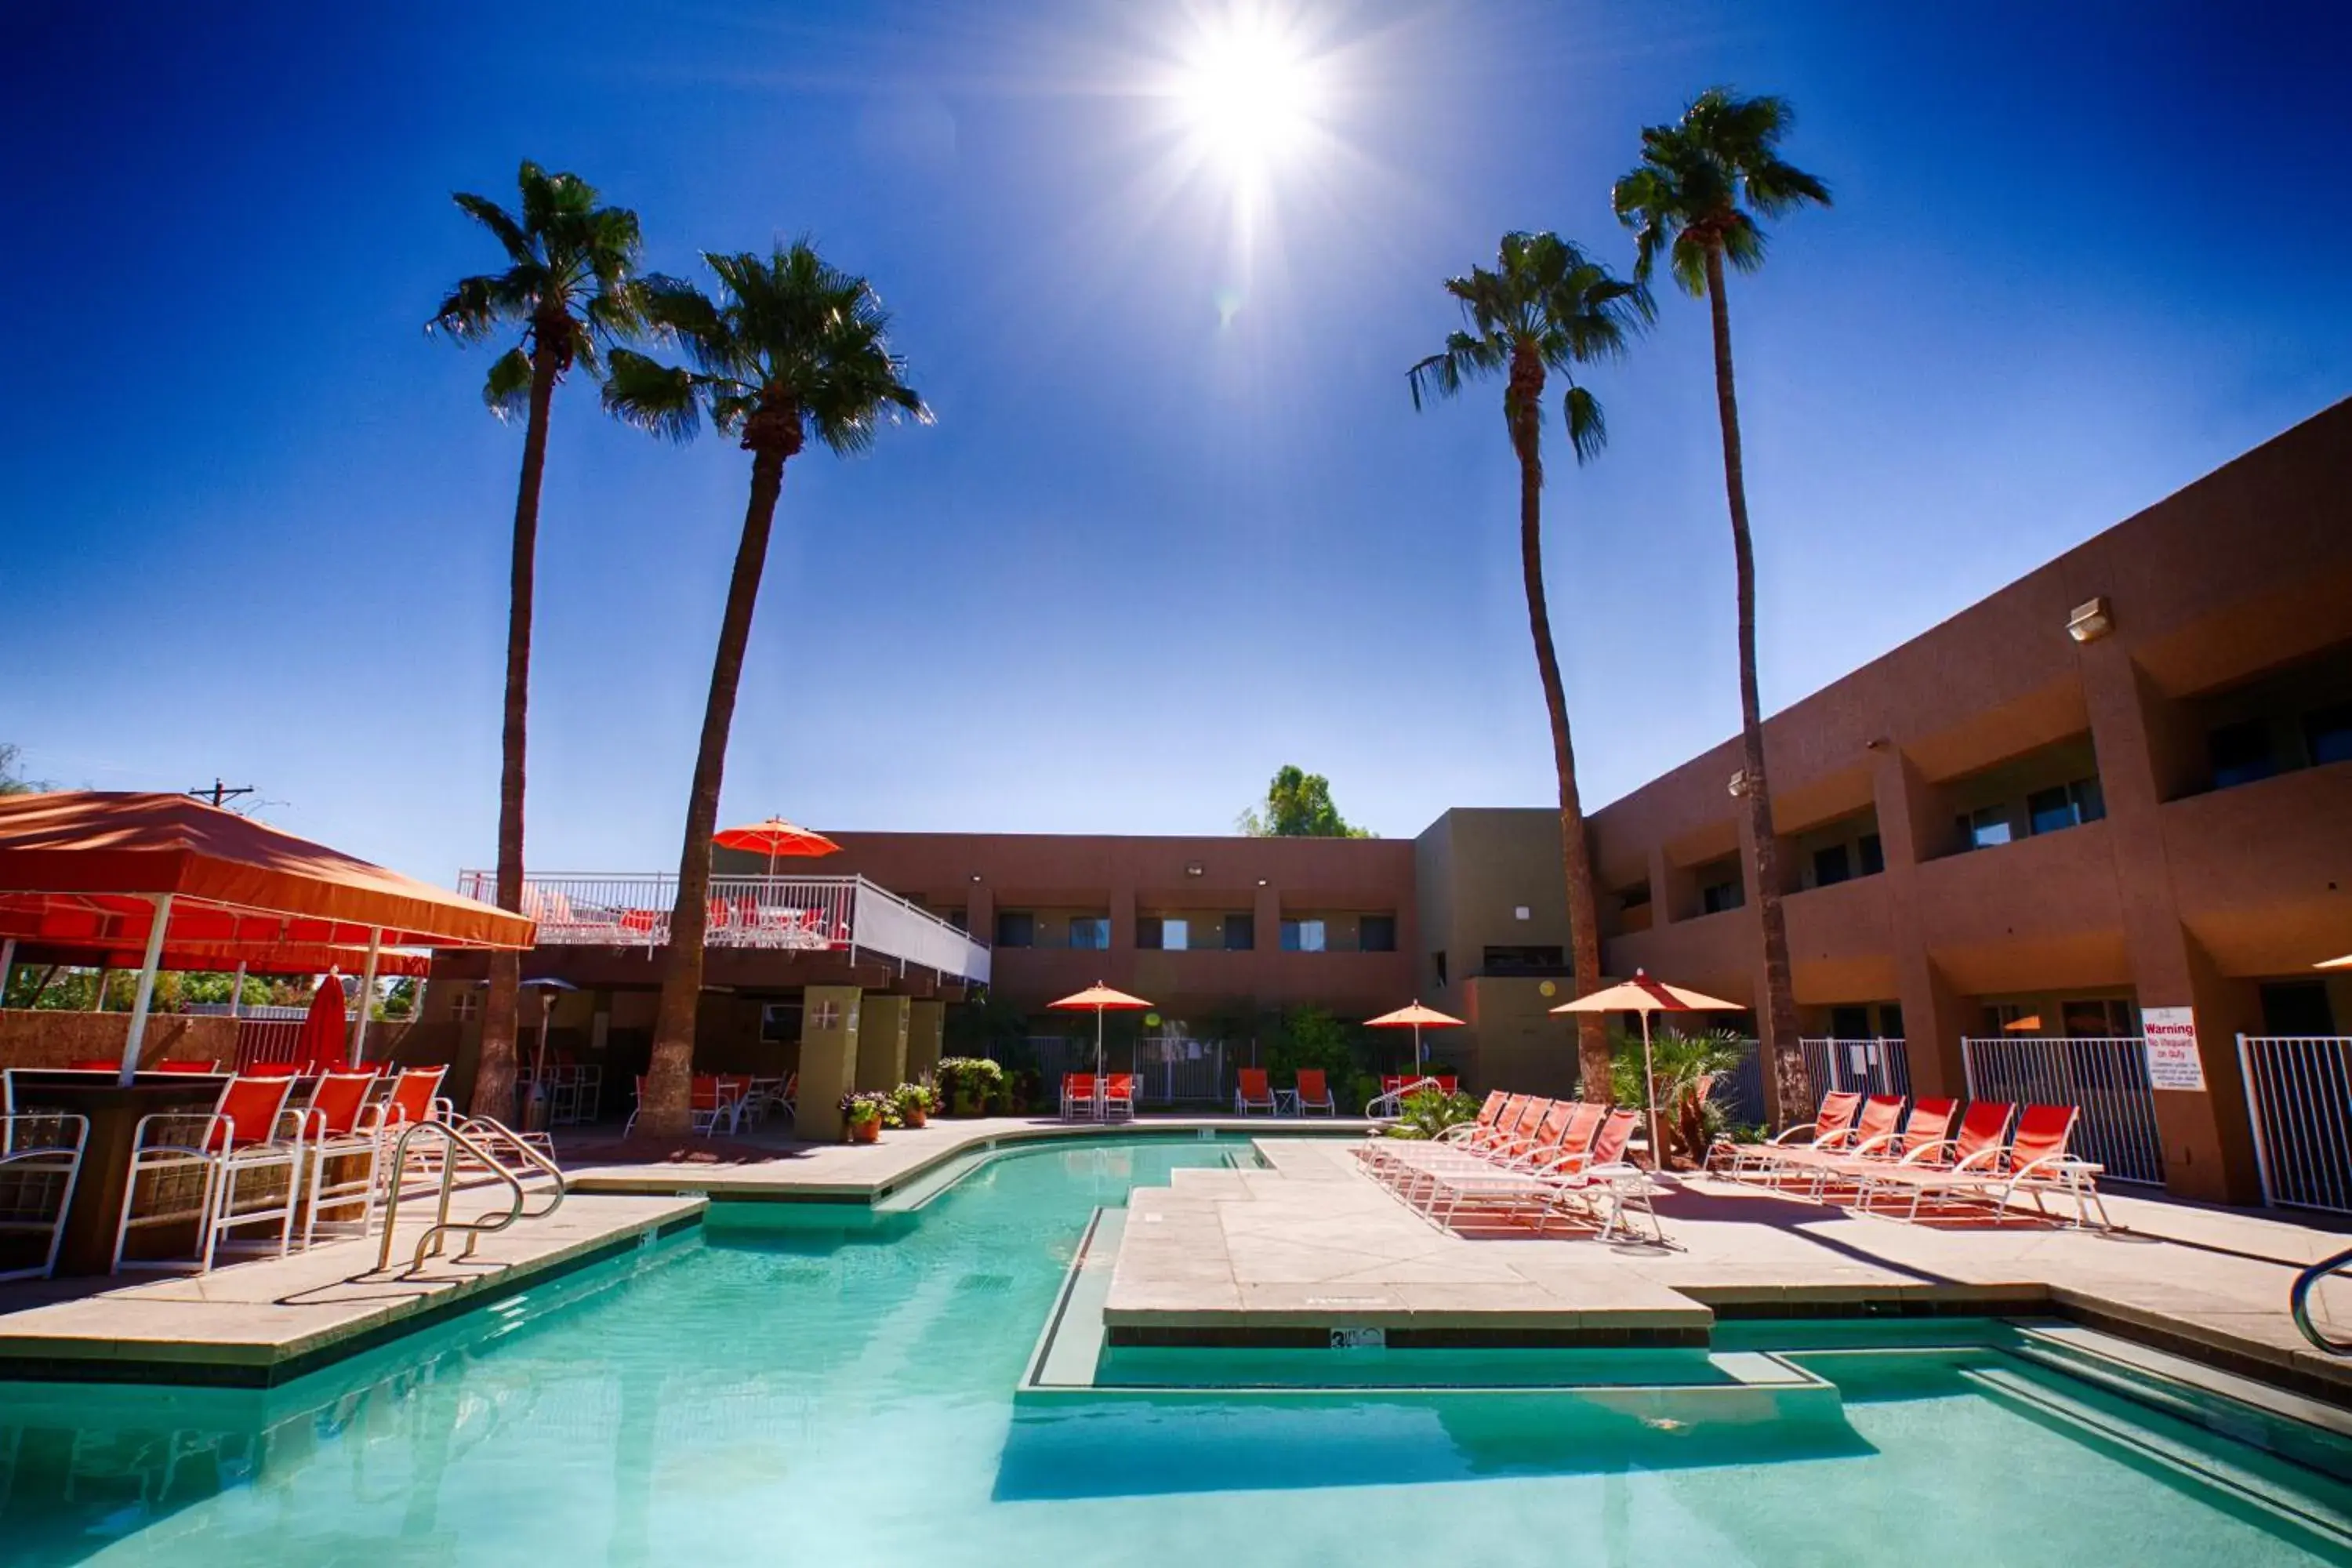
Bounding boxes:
1727 768 1749 798
2067 596 2114 644
1256 877 1269 886
1185 862 1204 877
968 873 982 883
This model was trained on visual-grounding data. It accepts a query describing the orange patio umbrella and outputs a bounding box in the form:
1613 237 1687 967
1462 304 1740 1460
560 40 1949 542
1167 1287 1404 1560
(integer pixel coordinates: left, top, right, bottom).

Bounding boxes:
1552 970 1740 1168
713 817 841 875
1048 982 1152 1078
2319 954 2352 970
1365 1000 1465 1076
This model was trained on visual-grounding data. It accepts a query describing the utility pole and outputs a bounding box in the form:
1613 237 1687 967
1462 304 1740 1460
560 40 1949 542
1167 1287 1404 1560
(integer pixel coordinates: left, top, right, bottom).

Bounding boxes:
188 779 256 810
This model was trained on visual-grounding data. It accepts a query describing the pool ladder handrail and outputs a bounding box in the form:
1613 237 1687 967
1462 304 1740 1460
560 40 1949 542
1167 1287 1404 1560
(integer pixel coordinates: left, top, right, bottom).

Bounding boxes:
2290 1242 2352 1354
376 1116 565 1277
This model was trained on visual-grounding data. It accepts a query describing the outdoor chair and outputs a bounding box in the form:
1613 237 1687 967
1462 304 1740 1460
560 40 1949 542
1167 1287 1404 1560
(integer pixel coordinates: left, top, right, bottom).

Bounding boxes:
1357 1088 1505 1177
1102 1073 1137 1120
246 1059 307 1078
0 1110 87 1282
1062 1073 1099 1120
1797 1098 1956 1200
114 1073 307 1273
1710 1089 1863 1178
1858 1103 2107 1228
1235 1069 1276 1116
1755 1094 1904 1188
295 1070 383 1245
1292 1069 1336 1116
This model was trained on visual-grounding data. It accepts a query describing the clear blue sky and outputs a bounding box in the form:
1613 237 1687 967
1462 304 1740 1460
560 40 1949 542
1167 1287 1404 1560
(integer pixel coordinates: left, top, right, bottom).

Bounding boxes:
4 0 2347 885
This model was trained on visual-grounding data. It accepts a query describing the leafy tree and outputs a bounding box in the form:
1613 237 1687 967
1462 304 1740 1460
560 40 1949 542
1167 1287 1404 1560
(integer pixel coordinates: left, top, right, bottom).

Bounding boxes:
0 744 49 795
604 241 928 1138
1237 765 1373 837
428 162 652 1125
1263 1004 1365 1081
1408 232 1649 1102
1613 89 1829 1130
1608 1023 1744 1167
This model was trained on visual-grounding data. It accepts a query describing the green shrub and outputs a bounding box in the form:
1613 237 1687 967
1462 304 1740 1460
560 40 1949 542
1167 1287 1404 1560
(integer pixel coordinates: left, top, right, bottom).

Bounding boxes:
1382 1086 1481 1140
935 1056 1006 1116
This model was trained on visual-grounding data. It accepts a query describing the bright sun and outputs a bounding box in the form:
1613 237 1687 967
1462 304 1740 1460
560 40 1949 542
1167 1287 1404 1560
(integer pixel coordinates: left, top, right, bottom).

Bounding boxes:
1173 15 1321 170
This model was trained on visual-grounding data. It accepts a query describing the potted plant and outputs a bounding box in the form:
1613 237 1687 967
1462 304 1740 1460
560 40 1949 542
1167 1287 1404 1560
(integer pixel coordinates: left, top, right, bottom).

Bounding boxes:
936 1056 1006 1117
840 1090 886 1144
891 1080 938 1129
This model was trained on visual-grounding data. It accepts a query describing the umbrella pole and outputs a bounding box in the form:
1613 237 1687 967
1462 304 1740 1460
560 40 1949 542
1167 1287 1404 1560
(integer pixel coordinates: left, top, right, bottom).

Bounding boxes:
1096 1007 1105 1078
350 927 381 1067
1642 1010 1662 1173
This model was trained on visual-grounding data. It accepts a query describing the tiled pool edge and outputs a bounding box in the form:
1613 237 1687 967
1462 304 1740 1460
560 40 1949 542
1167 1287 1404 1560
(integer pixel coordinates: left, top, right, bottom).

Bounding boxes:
0 1205 705 1390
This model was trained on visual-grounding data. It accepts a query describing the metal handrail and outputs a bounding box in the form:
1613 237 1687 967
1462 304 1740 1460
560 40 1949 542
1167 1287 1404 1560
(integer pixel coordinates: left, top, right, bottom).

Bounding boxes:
376 1120 532 1277
1364 1076 1450 1120
2291 1243 2352 1354
450 1113 567 1220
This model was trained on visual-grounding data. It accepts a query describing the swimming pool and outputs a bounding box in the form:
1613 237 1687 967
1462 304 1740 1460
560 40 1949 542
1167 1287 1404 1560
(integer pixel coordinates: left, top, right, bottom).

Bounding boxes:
2 1136 2346 1566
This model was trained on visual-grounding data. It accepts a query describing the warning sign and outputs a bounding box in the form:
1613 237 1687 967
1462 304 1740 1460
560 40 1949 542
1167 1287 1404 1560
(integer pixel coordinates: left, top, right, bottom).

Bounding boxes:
2142 1007 2205 1091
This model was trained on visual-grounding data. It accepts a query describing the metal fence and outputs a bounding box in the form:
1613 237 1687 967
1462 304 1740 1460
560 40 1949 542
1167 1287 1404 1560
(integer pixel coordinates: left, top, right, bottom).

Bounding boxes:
1961 1035 2165 1185
2237 1035 2352 1214
991 1034 1234 1106
1715 1037 1912 1127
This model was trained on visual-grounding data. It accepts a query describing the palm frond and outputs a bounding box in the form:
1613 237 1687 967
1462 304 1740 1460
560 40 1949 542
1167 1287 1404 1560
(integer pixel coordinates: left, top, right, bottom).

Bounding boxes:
599 348 701 444
483 347 534 420
1613 87 1825 293
1562 383 1606 465
452 193 535 267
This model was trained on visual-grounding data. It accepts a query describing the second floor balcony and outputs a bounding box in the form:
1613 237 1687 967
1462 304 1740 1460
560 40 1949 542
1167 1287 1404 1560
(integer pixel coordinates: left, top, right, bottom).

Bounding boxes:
456 870 991 985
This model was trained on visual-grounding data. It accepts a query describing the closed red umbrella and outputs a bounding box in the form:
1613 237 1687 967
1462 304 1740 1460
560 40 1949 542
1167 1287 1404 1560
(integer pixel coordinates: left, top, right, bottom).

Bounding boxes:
301 971 349 1072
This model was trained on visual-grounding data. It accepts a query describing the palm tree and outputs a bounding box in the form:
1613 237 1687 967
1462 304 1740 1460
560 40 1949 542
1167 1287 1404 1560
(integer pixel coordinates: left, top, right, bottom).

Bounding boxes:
428 162 648 1123
1409 233 1650 1102
1613 89 1829 1130
604 242 928 1138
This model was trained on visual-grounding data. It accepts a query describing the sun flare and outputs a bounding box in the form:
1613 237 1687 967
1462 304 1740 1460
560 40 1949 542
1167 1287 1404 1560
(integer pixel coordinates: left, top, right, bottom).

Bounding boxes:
1173 14 1322 170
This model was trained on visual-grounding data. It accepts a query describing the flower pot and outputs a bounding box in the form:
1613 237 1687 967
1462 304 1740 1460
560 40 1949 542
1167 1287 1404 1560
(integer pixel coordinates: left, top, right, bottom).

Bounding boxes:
850 1119 880 1144
905 1109 927 1129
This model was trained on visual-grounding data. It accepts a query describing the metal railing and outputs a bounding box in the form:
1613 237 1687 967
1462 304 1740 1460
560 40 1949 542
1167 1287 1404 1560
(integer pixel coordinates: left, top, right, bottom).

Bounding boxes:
2291 1246 2352 1355
2236 1035 2352 1213
1799 1036 1914 1099
1962 1035 2165 1185
375 1114 563 1276
456 870 990 984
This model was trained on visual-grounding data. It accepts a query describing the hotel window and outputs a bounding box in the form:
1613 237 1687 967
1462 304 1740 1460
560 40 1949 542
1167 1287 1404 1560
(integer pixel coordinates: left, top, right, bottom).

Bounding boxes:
1482 945 1565 975
1068 916 1110 951
1432 950 1448 988
1138 916 1190 950
2307 701 2352 768
1359 914 1397 953
2209 719 2277 789
1960 805 2013 850
452 989 481 1022
2027 778 2104 836
1280 918 1327 953
994 910 1036 948
1811 844 1851 887
760 1002 803 1042
1829 1005 1871 1039
1858 833 1885 877
1222 913 1255 951
1700 877 1744 915
2062 998 2136 1038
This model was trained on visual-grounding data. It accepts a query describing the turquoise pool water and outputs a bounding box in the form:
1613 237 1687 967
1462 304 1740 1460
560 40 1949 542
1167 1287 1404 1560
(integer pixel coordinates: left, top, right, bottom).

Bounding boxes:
2 1137 2347 1566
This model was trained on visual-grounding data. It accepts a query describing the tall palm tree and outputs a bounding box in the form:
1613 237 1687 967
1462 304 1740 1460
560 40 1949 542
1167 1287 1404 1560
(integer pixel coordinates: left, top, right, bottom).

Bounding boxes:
428 162 649 1123
1613 89 1829 1129
1409 233 1650 1102
604 242 928 1138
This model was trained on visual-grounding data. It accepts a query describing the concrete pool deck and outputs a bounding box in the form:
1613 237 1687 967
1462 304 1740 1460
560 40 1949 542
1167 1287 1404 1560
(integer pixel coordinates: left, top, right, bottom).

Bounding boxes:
1105 1139 2352 1400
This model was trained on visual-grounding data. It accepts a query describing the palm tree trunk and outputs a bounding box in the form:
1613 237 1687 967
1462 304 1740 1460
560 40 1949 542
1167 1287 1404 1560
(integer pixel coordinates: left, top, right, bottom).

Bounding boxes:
1702 247 1805 1130
641 445 790 1138
473 349 559 1121
1508 359 1610 1100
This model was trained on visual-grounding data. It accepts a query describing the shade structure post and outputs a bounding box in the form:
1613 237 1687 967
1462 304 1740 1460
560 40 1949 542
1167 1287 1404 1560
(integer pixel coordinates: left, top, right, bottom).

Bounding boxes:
89 963 108 1012
0 936 13 1004
118 894 173 1085
350 927 381 1066
1641 1009 1662 1172
229 960 247 1020
1095 1006 1105 1078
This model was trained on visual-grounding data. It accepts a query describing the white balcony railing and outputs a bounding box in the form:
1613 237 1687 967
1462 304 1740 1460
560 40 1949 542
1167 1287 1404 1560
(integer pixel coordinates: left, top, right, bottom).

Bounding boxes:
455 871 991 985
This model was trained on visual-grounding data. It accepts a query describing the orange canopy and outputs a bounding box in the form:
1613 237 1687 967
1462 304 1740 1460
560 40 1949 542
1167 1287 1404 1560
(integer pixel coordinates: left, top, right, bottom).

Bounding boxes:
1048 983 1152 1011
1366 1001 1465 1030
6 938 432 978
1549 970 1739 1016
0 792 534 953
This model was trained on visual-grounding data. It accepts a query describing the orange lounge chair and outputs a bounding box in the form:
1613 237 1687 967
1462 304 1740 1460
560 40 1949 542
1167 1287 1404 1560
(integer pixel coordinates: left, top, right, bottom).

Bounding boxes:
1102 1073 1137 1120
1293 1069 1336 1116
1798 1097 1958 1199
296 1070 384 1243
1860 1103 2105 1226
114 1073 305 1273
1711 1089 1863 1177
1062 1073 1100 1120
1235 1068 1277 1116
1759 1094 1904 1187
